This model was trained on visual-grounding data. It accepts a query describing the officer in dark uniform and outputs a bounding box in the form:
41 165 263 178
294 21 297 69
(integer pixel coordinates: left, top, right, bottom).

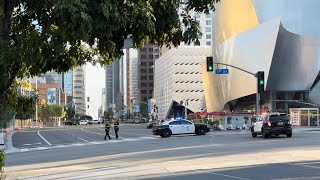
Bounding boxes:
114 120 119 138
104 121 111 140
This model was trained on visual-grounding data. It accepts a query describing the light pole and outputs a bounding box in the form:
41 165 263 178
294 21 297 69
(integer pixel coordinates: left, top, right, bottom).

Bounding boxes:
35 76 38 127
184 100 188 119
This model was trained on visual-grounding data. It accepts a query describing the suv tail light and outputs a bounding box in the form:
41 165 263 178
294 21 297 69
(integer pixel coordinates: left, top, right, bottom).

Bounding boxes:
267 121 272 126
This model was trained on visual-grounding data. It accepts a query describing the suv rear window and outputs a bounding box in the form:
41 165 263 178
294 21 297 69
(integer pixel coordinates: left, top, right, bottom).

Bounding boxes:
269 114 289 122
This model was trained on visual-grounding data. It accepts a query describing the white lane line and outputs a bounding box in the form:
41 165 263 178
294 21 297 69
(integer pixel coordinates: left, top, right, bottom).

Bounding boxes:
37 131 52 146
23 142 41 146
81 128 116 138
295 161 320 165
81 128 104 135
208 172 252 180
77 137 89 143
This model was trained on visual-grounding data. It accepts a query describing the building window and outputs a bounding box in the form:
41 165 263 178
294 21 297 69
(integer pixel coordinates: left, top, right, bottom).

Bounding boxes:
149 90 153 94
149 69 153 73
141 48 146 52
206 20 211 25
149 83 153 87
141 69 147 73
155 55 159 59
141 76 147 80
149 62 153 66
149 75 153 80
87 105 89 108
206 34 211 39
141 83 147 87
141 55 146 59
149 55 153 59
149 48 153 52
141 90 147 94
205 13 211 18
206 41 211 46
205 27 211 32
141 62 147 66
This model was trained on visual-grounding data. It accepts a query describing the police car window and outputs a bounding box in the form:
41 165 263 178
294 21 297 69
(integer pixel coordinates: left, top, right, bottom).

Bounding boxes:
169 121 180 125
181 120 192 125
269 114 289 122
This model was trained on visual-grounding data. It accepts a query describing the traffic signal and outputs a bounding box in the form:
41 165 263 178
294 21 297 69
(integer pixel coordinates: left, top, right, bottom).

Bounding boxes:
206 56 213 72
257 71 264 92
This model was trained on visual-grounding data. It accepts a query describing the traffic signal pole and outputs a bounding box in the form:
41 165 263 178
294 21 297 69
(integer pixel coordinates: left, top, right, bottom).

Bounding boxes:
206 57 264 115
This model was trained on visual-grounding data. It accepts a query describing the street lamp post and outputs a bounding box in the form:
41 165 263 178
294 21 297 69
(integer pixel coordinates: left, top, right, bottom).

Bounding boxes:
35 76 38 127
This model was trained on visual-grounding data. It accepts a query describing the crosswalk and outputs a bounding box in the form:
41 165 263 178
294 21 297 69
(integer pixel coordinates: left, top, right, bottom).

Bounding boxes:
6 136 161 154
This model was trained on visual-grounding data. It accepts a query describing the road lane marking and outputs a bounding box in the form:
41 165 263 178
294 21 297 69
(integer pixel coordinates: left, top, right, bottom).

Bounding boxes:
23 142 41 146
77 137 89 143
37 131 52 146
81 128 104 135
81 128 116 138
207 172 252 180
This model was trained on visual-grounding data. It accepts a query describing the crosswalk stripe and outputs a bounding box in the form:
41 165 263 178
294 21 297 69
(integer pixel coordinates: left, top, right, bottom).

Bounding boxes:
6 135 161 154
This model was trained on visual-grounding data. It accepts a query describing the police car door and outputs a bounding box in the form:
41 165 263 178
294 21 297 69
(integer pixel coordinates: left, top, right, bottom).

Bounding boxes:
169 121 182 134
181 120 195 134
254 116 264 132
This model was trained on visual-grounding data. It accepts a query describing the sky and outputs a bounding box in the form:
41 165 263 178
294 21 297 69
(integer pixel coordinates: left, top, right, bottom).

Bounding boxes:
85 63 105 119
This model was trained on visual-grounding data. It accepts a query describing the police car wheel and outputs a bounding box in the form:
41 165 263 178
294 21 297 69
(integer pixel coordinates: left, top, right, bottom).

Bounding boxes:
198 127 206 135
162 129 172 138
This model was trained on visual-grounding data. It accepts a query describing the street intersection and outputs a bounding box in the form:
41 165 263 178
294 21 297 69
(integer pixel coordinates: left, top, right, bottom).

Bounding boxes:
4 124 320 180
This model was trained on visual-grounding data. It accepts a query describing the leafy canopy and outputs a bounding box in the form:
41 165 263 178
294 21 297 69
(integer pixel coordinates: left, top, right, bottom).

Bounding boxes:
0 0 219 103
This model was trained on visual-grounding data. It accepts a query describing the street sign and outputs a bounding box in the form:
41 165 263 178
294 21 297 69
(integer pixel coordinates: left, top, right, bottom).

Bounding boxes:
215 69 229 74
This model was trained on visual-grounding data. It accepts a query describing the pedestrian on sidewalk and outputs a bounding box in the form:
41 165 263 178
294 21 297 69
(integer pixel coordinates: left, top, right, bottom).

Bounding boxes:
114 120 119 139
104 121 111 140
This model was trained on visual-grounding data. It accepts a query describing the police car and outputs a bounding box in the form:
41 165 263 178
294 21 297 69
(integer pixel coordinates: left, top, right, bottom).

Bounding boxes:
251 113 292 138
152 119 211 138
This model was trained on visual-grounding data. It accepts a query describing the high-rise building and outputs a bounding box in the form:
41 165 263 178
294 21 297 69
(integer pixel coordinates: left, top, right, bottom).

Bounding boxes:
138 43 161 105
130 49 139 112
101 88 106 113
73 66 86 115
105 56 126 113
180 1 213 47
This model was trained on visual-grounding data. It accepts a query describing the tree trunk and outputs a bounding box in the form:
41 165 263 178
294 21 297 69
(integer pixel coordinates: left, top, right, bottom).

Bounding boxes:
0 0 17 41
0 0 19 105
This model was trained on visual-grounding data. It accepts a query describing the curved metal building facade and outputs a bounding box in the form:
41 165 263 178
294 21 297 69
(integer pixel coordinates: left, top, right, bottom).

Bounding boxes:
203 0 320 112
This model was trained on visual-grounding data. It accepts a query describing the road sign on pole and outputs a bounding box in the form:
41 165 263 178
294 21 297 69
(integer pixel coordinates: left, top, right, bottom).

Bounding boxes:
215 69 229 74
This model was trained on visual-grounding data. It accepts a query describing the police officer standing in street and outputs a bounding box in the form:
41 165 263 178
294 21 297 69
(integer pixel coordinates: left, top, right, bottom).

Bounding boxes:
114 120 119 138
104 121 111 140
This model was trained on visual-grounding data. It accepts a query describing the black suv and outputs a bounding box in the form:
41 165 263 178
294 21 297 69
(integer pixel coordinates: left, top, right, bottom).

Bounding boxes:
251 113 292 138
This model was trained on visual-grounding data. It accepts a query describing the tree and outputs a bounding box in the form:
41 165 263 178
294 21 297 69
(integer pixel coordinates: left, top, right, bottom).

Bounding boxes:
140 104 149 118
0 0 219 104
104 108 114 120
38 104 65 122
79 115 93 120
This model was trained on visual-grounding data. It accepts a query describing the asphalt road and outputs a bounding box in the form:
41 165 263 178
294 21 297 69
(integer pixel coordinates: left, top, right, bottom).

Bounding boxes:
5 125 320 180
12 124 153 149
